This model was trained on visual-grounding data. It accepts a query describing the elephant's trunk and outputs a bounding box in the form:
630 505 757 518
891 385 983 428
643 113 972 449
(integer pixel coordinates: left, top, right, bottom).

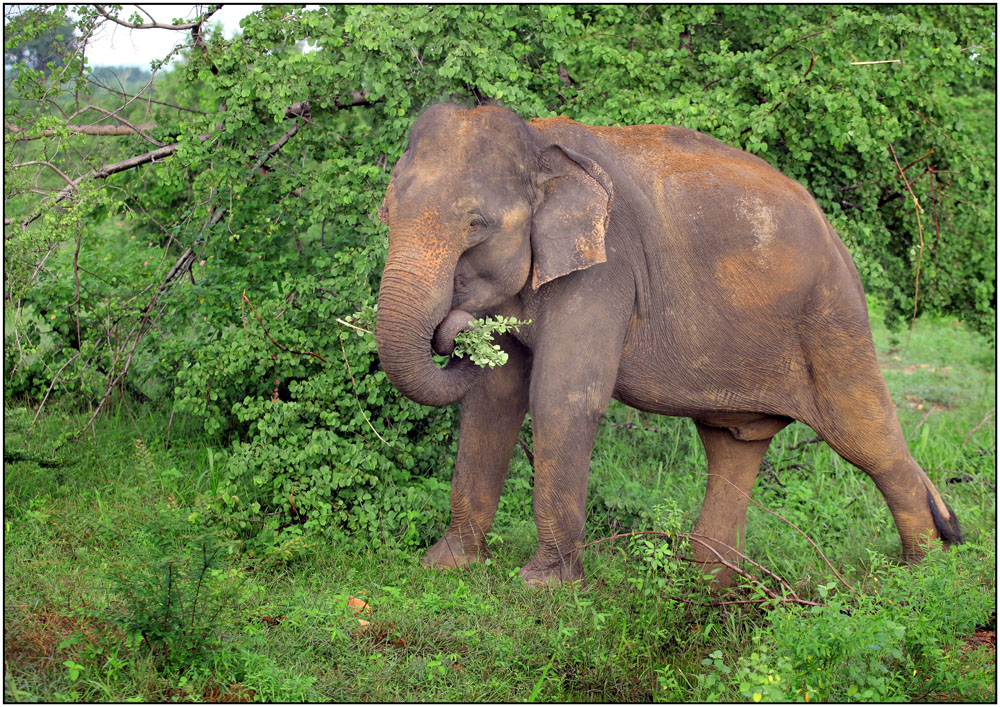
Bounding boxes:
432 309 477 356
376 267 482 407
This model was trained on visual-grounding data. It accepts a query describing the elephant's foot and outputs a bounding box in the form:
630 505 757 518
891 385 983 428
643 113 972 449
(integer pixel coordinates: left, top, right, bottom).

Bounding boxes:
420 533 488 570
518 552 584 587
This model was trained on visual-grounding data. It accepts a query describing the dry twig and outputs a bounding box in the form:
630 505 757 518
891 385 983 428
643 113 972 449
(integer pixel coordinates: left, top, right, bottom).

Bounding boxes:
706 472 854 592
578 529 826 607
888 142 926 354
335 322 399 451
241 290 328 364
963 408 996 443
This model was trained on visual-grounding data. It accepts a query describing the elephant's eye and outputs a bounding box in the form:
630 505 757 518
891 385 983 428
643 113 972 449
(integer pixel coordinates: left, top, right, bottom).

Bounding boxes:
466 215 489 241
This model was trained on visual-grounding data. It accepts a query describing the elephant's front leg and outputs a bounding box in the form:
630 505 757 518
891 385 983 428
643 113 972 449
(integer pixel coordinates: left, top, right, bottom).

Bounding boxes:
421 334 531 569
519 322 625 586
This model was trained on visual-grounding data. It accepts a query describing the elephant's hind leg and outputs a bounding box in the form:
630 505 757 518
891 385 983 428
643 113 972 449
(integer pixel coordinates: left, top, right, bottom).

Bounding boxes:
801 330 962 562
421 334 531 570
691 420 785 586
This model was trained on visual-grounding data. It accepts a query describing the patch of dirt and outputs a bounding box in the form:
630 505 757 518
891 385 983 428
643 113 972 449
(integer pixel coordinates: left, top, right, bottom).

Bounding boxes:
964 614 997 653
356 620 409 650
965 629 996 651
901 394 955 412
3 604 123 673
879 356 954 378
202 682 257 702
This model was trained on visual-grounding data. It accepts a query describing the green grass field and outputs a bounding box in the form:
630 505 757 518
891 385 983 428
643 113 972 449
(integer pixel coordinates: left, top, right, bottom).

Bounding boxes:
4 300 995 702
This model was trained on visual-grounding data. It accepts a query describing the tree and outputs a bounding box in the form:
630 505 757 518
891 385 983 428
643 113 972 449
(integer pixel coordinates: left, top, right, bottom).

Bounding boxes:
4 6 78 74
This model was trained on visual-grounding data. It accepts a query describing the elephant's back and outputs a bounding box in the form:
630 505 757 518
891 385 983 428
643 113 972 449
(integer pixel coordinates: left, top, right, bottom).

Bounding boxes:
583 122 812 206
532 114 863 318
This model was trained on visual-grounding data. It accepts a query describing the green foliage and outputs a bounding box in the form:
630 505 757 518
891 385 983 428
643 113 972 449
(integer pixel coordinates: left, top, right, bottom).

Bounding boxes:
453 316 532 368
3 6 78 74
167 248 455 554
3 320 996 701
693 543 996 702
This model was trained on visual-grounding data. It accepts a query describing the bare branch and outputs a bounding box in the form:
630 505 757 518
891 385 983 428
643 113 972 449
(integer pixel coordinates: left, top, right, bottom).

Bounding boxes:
76 247 197 437
252 121 300 173
705 472 855 592
242 289 329 364
85 77 208 114
12 160 79 191
76 104 164 146
889 143 927 353
32 352 80 426
900 148 935 174
8 136 208 232
6 123 159 142
964 408 996 443
28 241 61 285
336 321 400 451
93 4 222 31
283 92 378 118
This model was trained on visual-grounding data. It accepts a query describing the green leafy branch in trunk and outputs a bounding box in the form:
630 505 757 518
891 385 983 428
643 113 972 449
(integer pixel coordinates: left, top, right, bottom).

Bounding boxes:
453 316 531 368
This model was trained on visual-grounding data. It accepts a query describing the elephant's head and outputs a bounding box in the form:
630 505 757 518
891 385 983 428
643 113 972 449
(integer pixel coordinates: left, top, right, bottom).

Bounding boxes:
376 103 613 406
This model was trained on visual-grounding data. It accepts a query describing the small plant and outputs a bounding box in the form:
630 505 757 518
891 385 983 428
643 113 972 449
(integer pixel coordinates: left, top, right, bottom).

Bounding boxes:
133 439 154 476
452 316 531 368
109 513 246 671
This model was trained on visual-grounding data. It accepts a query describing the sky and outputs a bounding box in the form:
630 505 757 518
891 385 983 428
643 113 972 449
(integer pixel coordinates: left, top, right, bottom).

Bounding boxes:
81 5 262 68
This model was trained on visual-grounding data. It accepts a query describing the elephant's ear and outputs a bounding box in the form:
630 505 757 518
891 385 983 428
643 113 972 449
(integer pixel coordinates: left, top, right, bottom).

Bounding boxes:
531 145 613 289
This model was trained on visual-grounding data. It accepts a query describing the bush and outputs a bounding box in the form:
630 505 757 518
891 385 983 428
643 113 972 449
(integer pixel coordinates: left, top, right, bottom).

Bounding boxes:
695 540 997 701
169 248 455 554
108 511 250 671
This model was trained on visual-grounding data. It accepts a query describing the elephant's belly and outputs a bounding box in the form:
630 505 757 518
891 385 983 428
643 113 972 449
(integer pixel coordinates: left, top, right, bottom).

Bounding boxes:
611 331 811 420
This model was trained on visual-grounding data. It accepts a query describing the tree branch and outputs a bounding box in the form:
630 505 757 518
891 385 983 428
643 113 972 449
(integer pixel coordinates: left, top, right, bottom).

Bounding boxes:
889 142 927 353
5 92 344 235
85 77 208 114
12 160 79 191
6 123 159 142
76 246 197 436
252 121 300 173
8 136 208 232
73 104 164 146
93 4 222 31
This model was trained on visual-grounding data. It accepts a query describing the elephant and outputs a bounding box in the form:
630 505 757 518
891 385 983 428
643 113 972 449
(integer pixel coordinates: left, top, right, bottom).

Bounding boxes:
374 102 962 586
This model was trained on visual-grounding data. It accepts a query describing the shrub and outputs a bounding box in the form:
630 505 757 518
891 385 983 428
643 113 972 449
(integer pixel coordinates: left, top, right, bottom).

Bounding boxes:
108 511 250 671
170 249 456 554
695 540 997 701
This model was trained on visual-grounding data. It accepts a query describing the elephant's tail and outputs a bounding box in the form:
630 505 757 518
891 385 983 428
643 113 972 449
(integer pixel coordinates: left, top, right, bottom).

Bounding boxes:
915 467 963 545
928 488 964 545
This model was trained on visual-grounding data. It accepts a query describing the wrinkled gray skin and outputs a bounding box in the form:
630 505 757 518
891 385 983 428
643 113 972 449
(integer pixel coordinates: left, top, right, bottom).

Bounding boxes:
375 103 961 586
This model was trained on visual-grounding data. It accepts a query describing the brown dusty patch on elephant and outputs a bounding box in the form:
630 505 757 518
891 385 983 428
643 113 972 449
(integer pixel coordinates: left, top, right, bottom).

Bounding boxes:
584 123 814 208
712 253 797 310
387 205 454 277
531 119 815 217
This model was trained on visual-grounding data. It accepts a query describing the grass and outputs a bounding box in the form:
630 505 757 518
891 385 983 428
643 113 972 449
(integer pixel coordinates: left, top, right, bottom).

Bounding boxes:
4 300 996 702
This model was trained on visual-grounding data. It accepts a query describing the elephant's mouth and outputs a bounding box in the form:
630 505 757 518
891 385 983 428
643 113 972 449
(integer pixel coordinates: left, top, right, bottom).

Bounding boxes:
431 309 477 356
